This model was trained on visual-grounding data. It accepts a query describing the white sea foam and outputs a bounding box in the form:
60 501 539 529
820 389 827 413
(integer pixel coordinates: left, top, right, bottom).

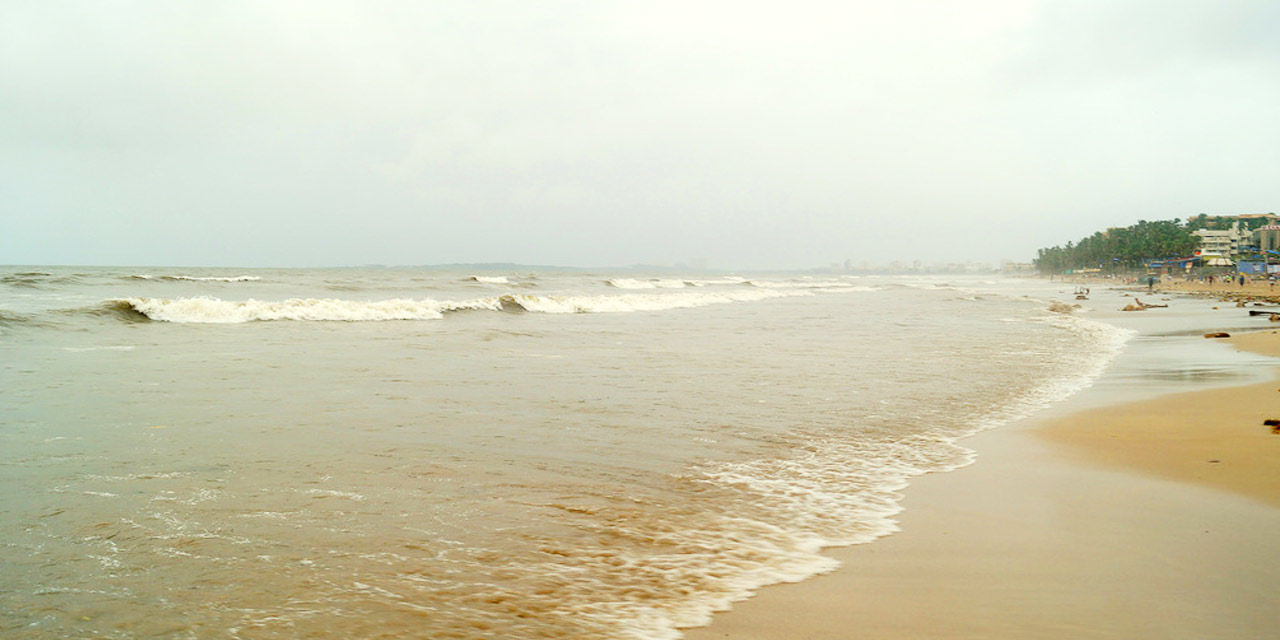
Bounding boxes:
605 278 654 289
529 426 985 640
607 304 1137 639
537 520 842 640
114 297 454 323
131 275 262 282
178 275 261 282
112 289 810 323
1016 312 1135 411
470 275 509 284
619 432 971 637
688 276 748 286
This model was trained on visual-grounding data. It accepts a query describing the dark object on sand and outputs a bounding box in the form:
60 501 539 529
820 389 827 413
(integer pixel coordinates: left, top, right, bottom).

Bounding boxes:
1266 419 1280 434
1204 332 1231 339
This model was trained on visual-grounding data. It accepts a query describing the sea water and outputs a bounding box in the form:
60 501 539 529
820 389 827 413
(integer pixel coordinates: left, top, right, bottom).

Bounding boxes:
1 268 1132 639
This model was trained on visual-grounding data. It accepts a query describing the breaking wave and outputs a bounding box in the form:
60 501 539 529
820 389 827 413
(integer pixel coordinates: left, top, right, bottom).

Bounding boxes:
127 275 262 282
468 275 510 284
104 289 812 323
106 297 464 323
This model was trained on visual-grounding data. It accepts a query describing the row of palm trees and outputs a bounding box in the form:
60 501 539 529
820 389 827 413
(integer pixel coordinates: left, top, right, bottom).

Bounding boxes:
1034 219 1201 274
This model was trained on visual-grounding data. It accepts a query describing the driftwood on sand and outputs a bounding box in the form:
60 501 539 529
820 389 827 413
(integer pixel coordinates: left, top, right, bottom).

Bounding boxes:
1122 298 1168 312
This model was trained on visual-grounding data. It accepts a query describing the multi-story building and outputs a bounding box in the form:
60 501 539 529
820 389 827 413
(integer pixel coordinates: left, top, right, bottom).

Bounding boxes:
1254 225 1280 252
1193 229 1234 255
1193 221 1251 256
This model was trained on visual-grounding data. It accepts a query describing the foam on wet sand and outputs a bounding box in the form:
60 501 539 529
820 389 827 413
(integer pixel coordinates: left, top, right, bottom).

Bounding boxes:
684 330 1280 640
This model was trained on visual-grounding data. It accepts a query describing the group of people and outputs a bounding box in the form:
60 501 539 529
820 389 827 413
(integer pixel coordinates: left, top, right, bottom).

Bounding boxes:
1137 273 1277 291
1188 273 1276 289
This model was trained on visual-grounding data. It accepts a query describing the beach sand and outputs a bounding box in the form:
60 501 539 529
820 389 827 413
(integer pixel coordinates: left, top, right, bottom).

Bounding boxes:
1156 278 1280 302
1074 275 1280 305
1040 333 1280 508
684 333 1280 639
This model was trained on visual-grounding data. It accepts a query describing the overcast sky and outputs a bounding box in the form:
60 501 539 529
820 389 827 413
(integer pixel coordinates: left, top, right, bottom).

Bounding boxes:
2 1 1277 270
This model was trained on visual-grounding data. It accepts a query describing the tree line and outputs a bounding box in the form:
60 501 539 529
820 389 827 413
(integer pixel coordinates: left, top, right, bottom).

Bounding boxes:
1034 219 1201 274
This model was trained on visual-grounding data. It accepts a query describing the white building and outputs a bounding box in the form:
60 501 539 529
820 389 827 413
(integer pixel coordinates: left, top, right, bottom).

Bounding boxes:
1194 229 1234 255
1194 222 1251 256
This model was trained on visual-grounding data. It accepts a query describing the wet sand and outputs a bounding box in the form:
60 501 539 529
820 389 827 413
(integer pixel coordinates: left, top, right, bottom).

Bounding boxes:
1041 333 1280 507
684 333 1280 639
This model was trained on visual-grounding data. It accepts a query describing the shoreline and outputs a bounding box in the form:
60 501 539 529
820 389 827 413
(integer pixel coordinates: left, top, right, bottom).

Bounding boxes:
684 301 1280 639
1038 332 1280 508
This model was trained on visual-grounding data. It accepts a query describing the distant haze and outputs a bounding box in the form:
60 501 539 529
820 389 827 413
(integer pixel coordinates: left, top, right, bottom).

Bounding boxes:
2 1 1277 269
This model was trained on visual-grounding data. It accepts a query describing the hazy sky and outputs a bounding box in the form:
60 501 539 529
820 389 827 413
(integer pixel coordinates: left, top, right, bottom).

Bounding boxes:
2 1 1277 269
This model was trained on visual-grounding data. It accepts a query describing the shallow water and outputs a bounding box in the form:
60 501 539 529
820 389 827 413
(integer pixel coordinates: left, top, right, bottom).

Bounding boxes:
2 268 1145 638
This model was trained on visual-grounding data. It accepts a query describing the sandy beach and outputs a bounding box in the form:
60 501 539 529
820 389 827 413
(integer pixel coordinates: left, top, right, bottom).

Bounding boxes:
685 324 1280 638
1156 278 1280 303
1041 332 1280 508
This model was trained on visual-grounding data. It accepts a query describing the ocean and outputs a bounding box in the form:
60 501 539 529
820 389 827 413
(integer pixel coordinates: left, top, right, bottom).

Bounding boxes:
1 267 1135 639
